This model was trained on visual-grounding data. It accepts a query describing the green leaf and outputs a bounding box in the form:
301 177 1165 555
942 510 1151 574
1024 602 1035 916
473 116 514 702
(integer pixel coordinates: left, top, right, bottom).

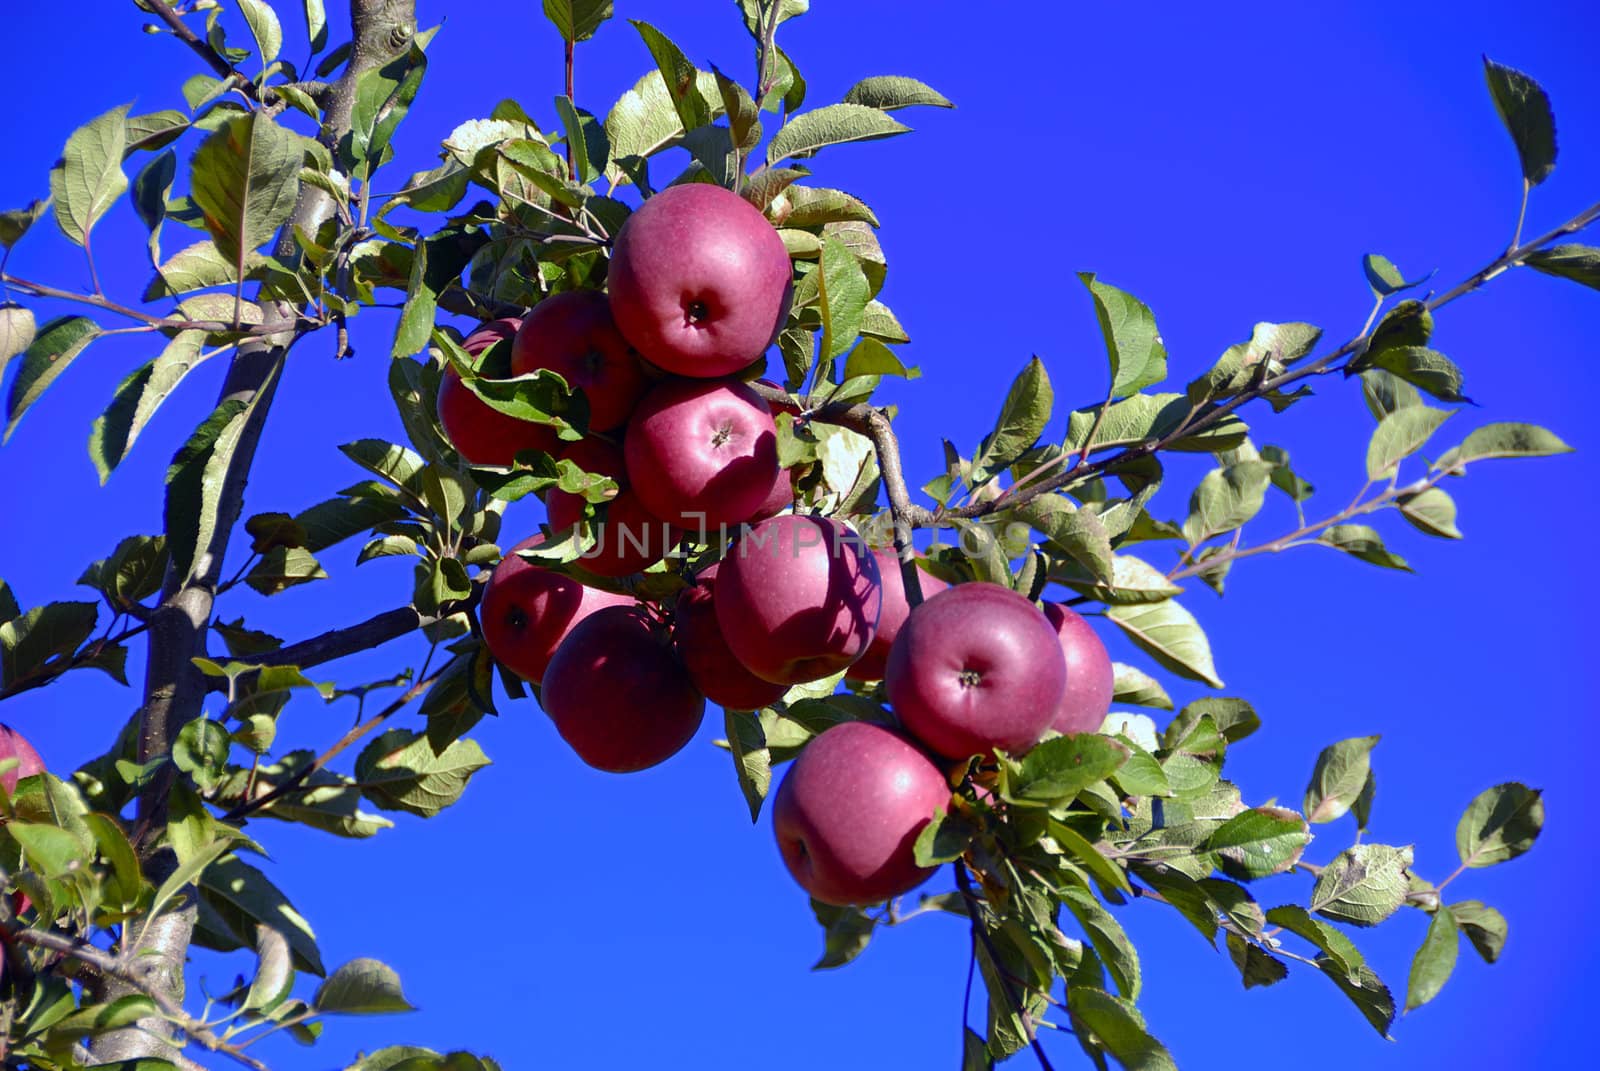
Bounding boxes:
78 534 169 609
0 199 50 250
1107 600 1222 688
1263 904 1365 981
1065 393 1248 455
555 97 608 185
843 337 917 380
842 76 953 111
296 494 409 553
340 439 425 492
1360 369 1422 421
1450 900 1507 963
1483 56 1557 186
1405 904 1459 1012
1205 807 1310 881
1434 422 1573 471
238 0 284 65
1305 735 1381 824
165 398 254 583
1367 406 1452 480
1169 696 1260 743
913 805 975 867
0 601 98 689
1015 496 1112 583
1052 555 1180 606
603 68 724 188
767 103 909 164
8 821 90 877
50 104 131 246
1060 888 1141 1000
737 0 810 36
190 112 303 269
1065 988 1176 1071
315 958 415 1015
5 315 101 442
1050 820 1132 897
1370 346 1469 404
724 710 770 823
1189 321 1320 405
971 357 1052 486
630 20 714 134
1003 733 1128 804
1319 960 1396 1040
355 729 491 818
1455 782 1543 868
1396 486 1461 539
89 330 212 482
817 235 869 364
1362 254 1434 298
1311 843 1414 927
245 547 329 596
1319 524 1410 571
1182 460 1273 544
302 0 329 52
811 900 874 970
1080 274 1167 399
0 304 36 386
1226 932 1288 989
543 0 613 41
1524 243 1600 291
200 855 325 975
1110 664 1173 711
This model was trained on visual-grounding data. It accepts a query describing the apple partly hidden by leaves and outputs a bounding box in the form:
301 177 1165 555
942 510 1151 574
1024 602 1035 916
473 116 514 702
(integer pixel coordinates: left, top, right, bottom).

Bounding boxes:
715 514 883 685
547 438 681 577
672 564 788 711
510 290 649 432
437 318 562 466
846 548 950 683
1042 602 1115 734
772 721 951 906
886 583 1065 760
541 605 707 772
0 723 45 795
478 536 632 684
606 183 794 377
624 378 779 533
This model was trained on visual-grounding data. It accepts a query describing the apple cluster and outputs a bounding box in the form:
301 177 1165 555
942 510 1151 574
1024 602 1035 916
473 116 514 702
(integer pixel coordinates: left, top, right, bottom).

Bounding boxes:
436 184 1118 908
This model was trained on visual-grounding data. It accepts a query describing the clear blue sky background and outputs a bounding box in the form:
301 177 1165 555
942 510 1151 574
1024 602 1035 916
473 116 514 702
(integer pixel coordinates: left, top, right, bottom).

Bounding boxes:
1 2 1595 1068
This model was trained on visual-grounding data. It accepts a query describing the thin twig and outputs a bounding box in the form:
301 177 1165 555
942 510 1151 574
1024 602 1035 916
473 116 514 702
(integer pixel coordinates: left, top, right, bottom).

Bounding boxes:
953 862 1057 1071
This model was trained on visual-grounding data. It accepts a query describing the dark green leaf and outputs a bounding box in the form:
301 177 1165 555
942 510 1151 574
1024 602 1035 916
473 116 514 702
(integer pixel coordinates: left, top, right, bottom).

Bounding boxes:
1450 900 1507 963
1065 393 1248 455
1362 254 1434 298
355 729 491 817
1483 56 1557 186
1455 782 1543 868
164 398 253 583
245 547 329 596
6 315 101 442
0 199 50 250
1319 960 1395 1039
811 900 874 969
913 805 976 867
630 21 713 134
1205 807 1309 881
190 112 303 267
842 76 953 111
1319 524 1411 572
1060 888 1141 1000
0 601 98 689
1305 735 1380 824
1065 987 1176 1071
1226 932 1288 988
200 856 325 975
1405 904 1459 1012
1264 904 1365 981
817 234 869 363
724 710 770 822
315 957 415 1015
1003 733 1129 804
543 0 613 42
1525 243 1600 291
970 357 1053 486
88 330 212 481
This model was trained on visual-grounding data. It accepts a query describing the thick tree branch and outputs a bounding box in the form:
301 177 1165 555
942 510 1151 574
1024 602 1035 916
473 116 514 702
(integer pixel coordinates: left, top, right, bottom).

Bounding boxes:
101 1 421 1063
225 605 427 677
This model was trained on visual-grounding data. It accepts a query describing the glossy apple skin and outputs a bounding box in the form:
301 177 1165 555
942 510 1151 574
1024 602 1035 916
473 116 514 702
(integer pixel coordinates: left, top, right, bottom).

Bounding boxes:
673 564 788 711
886 583 1065 760
438 319 561 466
625 378 779 534
1042 602 1116 735
772 721 950 906
479 536 632 684
510 291 648 432
607 183 794 377
846 549 951 683
746 464 796 523
715 514 882 685
0 724 45 795
547 439 680 577
541 606 706 772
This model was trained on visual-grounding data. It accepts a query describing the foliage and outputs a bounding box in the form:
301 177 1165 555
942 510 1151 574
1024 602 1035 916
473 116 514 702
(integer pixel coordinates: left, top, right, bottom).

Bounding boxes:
0 2 1586 1069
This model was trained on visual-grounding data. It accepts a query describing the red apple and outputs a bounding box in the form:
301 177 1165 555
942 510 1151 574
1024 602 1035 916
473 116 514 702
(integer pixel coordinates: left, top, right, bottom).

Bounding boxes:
715 514 882 685
772 721 950 906
885 583 1065 760
438 322 563 467
624 378 779 535
541 606 706 772
747 464 797 523
845 548 950 683
673 564 788 711
607 183 794 377
1042 602 1116 735
0 724 45 795
479 535 632 683
510 291 649 432
547 439 680 577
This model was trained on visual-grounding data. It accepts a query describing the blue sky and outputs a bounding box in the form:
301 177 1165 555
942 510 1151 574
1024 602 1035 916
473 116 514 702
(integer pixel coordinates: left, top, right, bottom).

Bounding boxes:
1 1 1596 1067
